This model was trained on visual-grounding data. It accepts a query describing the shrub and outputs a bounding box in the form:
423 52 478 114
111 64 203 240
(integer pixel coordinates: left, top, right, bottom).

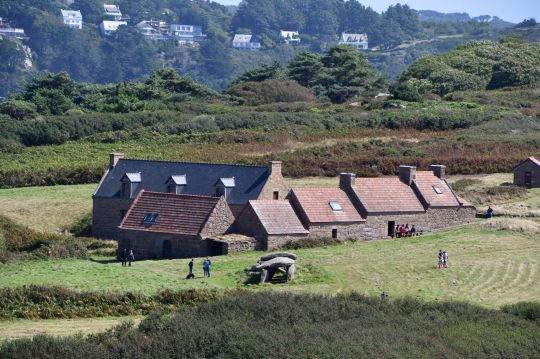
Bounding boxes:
226 80 318 105
502 302 540 324
66 212 93 237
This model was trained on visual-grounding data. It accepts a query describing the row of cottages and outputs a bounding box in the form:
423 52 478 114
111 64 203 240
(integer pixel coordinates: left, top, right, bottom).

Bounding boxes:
513 156 540 187
93 154 475 260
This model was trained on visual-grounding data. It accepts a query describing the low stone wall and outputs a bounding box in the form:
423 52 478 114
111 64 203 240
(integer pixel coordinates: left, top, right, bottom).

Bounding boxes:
222 240 257 254
266 234 309 250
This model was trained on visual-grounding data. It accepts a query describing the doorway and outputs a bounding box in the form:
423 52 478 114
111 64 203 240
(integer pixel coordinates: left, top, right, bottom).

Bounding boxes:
331 229 338 239
162 240 172 259
524 171 532 187
388 221 396 237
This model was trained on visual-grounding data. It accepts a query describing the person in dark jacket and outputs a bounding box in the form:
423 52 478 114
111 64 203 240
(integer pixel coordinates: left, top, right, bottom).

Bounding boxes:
120 248 127 267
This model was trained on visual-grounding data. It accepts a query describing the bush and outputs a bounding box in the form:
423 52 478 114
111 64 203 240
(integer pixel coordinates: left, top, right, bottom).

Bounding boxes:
502 302 540 325
67 212 93 237
226 80 318 105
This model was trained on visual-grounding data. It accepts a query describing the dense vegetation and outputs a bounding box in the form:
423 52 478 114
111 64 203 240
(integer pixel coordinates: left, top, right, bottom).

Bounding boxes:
0 0 517 96
392 37 540 99
1 292 538 358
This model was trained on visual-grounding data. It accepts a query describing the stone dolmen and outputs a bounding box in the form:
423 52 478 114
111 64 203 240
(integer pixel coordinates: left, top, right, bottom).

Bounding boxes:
244 252 297 283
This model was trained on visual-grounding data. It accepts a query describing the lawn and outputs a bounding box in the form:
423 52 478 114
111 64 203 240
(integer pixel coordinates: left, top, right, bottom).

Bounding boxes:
0 184 96 232
1 223 538 308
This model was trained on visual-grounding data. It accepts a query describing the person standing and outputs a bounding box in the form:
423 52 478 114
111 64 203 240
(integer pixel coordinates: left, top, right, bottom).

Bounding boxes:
188 258 194 275
120 248 127 267
127 250 134 267
202 258 209 277
438 250 443 269
206 257 212 278
443 251 449 268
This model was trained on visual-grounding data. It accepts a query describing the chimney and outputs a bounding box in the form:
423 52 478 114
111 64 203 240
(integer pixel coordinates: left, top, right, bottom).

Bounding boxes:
398 165 416 186
431 165 446 179
339 173 356 190
109 152 124 169
268 161 282 176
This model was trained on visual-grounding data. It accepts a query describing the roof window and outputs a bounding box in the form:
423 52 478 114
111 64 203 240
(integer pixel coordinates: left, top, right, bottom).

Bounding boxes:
143 213 159 225
433 185 443 195
329 201 343 211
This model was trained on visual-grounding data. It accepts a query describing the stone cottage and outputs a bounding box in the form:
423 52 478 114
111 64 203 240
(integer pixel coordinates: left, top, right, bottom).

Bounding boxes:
338 165 476 239
92 153 288 239
118 191 234 259
513 156 540 187
234 200 308 250
287 188 365 240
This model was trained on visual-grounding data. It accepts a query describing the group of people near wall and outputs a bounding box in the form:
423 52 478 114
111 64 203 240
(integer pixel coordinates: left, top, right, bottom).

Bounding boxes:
395 224 421 238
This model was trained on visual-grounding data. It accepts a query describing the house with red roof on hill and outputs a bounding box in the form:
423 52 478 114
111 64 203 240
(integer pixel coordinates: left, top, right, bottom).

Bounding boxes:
513 156 540 187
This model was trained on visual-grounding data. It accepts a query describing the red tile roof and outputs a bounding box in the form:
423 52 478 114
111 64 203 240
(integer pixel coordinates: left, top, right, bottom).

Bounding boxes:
528 156 540 166
249 200 308 235
290 188 364 223
414 171 460 207
119 191 220 235
352 177 425 213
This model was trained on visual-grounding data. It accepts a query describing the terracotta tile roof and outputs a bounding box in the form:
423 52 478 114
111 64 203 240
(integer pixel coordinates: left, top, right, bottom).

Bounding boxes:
119 191 220 235
249 200 308 235
290 188 364 223
414 171 460 207
530 156 540 166
352 177 425 213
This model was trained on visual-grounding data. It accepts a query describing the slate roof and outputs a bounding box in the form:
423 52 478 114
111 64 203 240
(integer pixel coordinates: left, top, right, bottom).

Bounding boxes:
290 188 364 223
249 200 308 235
119 191 220 235
414 172 460 207
513 156 540 169
122 172 141 183
94 159 269 205
168 175 186 185
352 177 425 213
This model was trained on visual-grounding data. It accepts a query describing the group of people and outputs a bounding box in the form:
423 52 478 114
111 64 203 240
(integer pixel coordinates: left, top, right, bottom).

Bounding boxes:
187 257 212 279
119 248 135 266
395 224 419 238
438 249 449 269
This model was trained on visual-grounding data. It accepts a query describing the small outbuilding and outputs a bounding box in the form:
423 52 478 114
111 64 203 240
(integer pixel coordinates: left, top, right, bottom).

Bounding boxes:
513 156 540 187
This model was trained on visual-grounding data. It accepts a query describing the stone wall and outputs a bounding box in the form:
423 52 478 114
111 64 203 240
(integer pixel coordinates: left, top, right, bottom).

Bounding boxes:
233 204 268 249
117 229 207 259
222 239 257 254
200 197 235 239
514 161 540 187
308 222 368 240
93 197 132 240
266 233 309 250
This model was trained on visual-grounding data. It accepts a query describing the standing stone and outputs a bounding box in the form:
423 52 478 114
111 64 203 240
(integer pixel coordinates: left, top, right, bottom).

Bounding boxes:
260 269 269 283
287 264 296 282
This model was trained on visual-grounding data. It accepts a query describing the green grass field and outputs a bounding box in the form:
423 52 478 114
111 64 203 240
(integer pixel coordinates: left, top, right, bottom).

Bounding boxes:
1 223 538 308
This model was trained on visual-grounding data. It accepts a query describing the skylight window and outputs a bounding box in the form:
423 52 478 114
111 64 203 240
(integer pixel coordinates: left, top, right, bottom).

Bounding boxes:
143 213 159 225
329 201 343 211
433 186 443 195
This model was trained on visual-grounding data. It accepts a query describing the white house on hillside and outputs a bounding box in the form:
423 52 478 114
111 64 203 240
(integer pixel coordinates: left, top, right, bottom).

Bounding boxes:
232 34 261 50
103 4 122 21
100 20 127 36
339 32 368 50
280 30 300 45
0 18 26 39
136 21 169 41
61 10 83 29
170 24 206 46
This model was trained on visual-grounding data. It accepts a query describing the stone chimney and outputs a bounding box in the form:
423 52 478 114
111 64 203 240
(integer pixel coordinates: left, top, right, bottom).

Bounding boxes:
431 165 446 179
109 153 124 169
339 173 356 190
268 161 282 176
398 165 416 186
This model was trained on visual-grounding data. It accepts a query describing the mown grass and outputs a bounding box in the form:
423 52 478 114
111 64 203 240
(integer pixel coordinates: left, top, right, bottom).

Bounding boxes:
1 224 538 308
1 292 539 358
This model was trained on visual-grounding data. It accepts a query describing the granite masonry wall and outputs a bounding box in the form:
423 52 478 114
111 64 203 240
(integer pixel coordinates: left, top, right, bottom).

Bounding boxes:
266 233 309 250
258 161 290 201
118 230 207 259
93 197 132 239
308 222 368 240
200 197 235 239
514 160 540 187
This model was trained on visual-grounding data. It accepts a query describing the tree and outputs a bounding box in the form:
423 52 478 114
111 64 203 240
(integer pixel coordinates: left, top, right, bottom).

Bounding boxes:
515 18 537 28
0 100 37 120
287 52 325 87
